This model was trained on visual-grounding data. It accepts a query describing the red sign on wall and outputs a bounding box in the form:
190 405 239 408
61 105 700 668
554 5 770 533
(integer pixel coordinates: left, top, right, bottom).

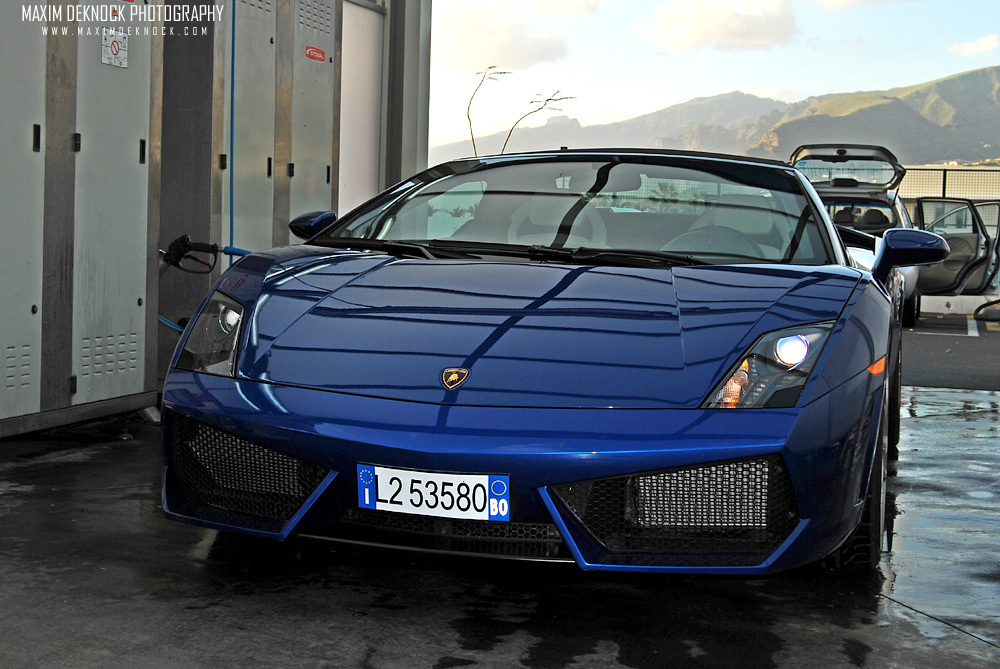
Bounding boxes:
305 46 326 62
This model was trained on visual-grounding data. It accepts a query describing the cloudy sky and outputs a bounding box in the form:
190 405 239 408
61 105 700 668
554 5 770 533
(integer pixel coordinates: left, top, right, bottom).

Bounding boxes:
429 0 1000 149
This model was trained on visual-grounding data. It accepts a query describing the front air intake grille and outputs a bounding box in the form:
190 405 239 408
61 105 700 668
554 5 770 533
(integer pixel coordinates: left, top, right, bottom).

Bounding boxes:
550 454 798 566
169 412 328 522
329 507 568 559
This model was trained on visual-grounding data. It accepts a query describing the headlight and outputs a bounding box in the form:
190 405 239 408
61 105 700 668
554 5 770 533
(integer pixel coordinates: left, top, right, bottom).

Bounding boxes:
703 322 834 409
175 291 245 377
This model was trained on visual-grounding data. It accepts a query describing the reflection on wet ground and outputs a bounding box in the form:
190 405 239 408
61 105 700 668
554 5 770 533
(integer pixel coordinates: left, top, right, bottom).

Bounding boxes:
888 387 1000 650
0 388 998 667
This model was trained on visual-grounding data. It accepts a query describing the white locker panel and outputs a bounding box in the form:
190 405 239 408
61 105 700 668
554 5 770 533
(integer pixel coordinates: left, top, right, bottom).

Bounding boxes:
72 19 151 405
289 0 336 238
340 1 384 213
222 0 277 254
0 19 46 420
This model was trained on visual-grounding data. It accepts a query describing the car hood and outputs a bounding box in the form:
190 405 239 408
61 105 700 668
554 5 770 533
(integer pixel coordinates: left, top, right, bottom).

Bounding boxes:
238 252 861 409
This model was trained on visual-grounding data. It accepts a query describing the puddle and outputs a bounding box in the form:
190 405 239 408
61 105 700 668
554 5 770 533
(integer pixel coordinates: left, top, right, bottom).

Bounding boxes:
901 386 1000 419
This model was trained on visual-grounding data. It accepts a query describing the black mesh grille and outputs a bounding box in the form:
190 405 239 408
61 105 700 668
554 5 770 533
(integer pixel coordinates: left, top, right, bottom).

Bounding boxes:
169 412 329 522
331 507 568 559
550 454 798 566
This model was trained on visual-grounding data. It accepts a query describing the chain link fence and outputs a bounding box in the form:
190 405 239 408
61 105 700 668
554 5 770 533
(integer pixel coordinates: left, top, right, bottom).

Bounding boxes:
899 167 1000 201
899 167 1000 305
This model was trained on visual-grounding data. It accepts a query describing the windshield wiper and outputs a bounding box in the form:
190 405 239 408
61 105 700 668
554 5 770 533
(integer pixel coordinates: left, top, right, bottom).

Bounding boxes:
428 240 707 266
420 240 705 266
313 238 707 267
526 246 708 267
312 238 480 260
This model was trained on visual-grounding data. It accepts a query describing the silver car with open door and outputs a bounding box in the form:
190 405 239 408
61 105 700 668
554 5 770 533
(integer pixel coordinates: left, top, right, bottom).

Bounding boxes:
913 199 1000 300
790 145 922 325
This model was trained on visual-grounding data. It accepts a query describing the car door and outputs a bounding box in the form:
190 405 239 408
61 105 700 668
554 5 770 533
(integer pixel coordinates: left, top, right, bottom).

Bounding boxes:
974 201 1000 294
915 198 1000 295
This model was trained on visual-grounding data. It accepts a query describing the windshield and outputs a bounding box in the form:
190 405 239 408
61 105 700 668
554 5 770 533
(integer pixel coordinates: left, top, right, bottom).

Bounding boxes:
794 158 899 188
319 157 833 265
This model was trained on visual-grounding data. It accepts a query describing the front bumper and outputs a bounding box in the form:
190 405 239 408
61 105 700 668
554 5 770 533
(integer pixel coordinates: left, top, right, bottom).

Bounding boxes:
162 369 881 574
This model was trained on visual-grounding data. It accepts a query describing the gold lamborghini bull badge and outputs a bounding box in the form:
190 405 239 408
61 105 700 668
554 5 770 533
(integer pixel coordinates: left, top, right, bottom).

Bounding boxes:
442 368 470 390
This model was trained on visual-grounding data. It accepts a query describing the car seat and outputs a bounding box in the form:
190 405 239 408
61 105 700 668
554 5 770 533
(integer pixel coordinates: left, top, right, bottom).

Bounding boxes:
507 193 608 247
855 209 891 233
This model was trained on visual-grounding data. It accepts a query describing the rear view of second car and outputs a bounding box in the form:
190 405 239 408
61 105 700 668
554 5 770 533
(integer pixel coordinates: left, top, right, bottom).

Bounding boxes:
791 144 921 326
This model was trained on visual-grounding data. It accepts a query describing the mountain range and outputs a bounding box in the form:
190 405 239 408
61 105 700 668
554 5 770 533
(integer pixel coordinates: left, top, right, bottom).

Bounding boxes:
429 66 1000 166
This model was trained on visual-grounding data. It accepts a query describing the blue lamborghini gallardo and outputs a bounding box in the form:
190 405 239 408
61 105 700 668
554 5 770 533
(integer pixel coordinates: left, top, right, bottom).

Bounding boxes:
161 150 947 574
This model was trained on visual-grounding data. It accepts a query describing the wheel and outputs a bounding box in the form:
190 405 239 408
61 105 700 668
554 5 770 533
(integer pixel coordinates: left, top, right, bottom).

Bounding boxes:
827 399 887 572
661 225 763 259
901 292 920 327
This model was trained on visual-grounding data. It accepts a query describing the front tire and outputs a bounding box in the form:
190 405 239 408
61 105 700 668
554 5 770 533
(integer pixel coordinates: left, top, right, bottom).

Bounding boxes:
888 353 901 457
828 402 887 572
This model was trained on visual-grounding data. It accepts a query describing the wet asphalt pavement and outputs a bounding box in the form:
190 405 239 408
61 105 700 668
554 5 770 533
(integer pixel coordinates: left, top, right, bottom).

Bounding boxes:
1 324 999 667
903 314 1000 391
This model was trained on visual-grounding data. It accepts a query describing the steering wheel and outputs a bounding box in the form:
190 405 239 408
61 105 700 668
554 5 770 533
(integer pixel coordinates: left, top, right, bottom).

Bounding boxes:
661 225 763 259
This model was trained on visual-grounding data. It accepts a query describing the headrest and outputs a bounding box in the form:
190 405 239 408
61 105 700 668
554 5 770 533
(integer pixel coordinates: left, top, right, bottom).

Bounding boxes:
833 209 855 225
860 209 890 226
715 194 778 235
528 193 578 226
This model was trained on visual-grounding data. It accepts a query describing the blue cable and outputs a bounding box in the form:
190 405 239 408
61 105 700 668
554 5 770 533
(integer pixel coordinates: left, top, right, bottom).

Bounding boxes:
158 245 250 336
158 315 185 332
228 0 236 266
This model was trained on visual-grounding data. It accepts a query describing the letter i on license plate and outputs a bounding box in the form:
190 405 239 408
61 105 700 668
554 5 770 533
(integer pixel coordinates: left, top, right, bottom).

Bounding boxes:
357 465 510 521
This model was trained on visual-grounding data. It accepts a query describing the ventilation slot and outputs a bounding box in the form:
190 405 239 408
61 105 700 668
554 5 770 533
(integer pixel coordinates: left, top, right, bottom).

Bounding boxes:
239 0 273 13
81 333 139 378
3 345 32 390
297 0 333 34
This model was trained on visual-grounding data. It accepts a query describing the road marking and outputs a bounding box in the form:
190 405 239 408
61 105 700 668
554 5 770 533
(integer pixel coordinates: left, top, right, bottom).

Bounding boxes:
907 316 984 337
906 315 1000 336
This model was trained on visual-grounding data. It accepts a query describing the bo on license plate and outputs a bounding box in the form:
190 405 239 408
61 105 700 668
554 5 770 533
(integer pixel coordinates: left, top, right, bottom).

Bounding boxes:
356 465 510 522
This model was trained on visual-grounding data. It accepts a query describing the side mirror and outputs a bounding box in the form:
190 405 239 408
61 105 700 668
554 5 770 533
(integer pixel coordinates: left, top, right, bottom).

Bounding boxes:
289 210 337 240
873 228 950 284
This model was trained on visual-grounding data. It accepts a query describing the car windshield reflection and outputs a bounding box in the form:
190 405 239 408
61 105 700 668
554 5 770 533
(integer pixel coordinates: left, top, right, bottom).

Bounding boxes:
318 158 833 266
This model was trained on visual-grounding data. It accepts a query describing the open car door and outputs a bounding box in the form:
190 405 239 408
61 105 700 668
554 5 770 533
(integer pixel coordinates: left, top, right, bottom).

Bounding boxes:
915 198 1000 295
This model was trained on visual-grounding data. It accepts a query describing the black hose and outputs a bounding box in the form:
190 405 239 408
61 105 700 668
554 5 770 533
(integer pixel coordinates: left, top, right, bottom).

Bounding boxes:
973 297 1000 321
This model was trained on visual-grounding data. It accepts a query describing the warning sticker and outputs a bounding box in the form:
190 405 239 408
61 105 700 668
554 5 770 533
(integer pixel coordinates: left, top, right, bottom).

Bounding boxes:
101 28 128 69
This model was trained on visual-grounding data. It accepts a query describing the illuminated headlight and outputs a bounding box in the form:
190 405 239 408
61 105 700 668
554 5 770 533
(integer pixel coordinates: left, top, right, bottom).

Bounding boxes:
175 291 245 377
774 335 809 368
704 322 833 409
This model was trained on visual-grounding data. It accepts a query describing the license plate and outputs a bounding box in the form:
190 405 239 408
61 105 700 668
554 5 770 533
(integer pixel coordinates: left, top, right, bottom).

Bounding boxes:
356 465 510 522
